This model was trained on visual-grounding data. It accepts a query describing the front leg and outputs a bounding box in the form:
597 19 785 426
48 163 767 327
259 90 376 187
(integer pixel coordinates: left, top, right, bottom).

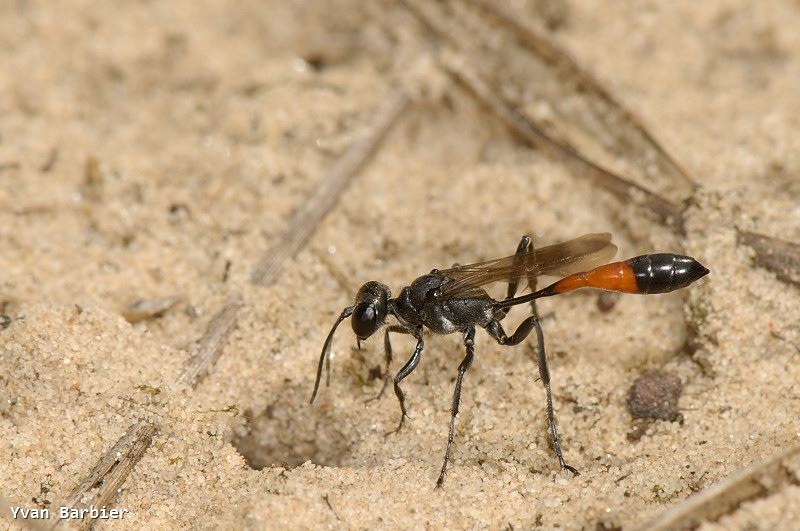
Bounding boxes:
487 318 578 475
365 325 412 404
386 327 424 436
436 326 476 488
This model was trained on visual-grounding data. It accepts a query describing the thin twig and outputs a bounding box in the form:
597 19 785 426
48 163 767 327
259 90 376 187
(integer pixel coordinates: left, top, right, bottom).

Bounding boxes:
464 0 695 194
55 420 157 530
251 90 411 285
400 0 684 232
738 230 800 286
441 53 684 230
637 443 800 530
176 294 242 387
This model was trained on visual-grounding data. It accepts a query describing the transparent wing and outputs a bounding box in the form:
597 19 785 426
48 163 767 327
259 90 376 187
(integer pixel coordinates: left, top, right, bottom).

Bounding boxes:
437 233 617 298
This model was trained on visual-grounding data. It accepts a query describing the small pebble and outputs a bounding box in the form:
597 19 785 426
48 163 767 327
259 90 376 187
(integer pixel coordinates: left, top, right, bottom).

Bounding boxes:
596 292 620 313
627 371 682 421
122 296 183 323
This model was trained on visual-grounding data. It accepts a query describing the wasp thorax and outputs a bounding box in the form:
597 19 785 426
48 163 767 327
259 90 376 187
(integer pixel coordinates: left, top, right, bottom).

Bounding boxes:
351 281 390 340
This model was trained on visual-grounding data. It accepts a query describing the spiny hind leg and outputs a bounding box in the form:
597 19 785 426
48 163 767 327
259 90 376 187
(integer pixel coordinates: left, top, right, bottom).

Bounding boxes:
487 318 578 475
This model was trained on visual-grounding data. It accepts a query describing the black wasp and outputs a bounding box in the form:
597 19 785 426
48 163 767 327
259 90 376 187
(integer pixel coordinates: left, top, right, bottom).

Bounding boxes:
309 233 709 487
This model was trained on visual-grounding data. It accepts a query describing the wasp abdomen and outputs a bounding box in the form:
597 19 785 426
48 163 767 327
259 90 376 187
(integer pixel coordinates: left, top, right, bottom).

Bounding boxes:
532 253 709 298
627 254 709 294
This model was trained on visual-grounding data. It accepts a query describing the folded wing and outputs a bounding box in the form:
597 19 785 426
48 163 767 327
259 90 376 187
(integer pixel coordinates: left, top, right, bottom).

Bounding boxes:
437 233 618 299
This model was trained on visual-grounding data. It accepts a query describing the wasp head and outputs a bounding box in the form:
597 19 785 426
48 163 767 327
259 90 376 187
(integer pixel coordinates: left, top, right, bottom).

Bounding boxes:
351 281 390 341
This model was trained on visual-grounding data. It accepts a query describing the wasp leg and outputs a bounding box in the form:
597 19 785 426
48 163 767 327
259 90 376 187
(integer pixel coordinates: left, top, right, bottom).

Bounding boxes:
498 235 540 321
365 325 412 404
506 235 533 299
385 328 424 436
487 317 579 476
435 326 476 488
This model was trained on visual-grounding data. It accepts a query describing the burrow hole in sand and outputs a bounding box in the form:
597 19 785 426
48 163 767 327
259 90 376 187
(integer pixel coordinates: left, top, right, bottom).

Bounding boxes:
232 383 357 470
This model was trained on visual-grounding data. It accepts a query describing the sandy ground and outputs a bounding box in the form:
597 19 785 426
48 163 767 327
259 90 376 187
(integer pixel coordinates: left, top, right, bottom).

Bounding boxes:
2 0 800 529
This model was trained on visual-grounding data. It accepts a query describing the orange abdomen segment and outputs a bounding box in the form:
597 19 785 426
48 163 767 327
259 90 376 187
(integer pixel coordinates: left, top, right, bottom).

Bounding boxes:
552 261 639 294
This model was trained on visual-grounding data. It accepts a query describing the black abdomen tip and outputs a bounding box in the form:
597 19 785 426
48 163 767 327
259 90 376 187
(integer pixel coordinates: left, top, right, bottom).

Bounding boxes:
628 254 709 294
683 257 710 284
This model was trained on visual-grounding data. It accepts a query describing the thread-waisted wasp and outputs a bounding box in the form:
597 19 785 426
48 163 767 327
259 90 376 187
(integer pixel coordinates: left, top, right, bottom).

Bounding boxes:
310 233 709 487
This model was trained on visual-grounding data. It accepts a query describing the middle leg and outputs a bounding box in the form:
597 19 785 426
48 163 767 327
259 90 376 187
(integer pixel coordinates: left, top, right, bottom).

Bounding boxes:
436 326 476 488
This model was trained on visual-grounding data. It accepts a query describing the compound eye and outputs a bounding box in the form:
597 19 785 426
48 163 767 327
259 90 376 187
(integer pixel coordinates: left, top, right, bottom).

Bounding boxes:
351 303 377 339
